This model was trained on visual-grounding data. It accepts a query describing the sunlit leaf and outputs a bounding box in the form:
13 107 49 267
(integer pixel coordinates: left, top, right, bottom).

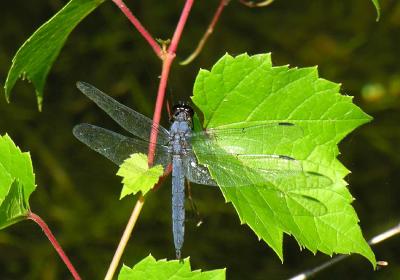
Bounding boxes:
0 134 36 229
192 53 375 266
0 180 28 229
4 0 105 109
117 153 163 199
118 254 225 280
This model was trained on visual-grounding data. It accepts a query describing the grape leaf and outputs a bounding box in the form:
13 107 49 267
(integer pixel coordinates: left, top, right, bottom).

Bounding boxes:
0 134 36 229
0 180 28 229
117 153 163 199
118 255 226 280
370 0 381 21
191 53 375 266
4 0 105 110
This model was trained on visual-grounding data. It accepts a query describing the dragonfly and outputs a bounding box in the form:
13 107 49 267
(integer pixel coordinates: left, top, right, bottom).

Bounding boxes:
73 82 331 259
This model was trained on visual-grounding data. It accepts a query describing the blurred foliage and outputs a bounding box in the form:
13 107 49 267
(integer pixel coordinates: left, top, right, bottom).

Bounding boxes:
0 0 399 279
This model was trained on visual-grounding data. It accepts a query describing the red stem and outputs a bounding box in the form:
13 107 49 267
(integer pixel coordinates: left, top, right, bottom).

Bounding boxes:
111 0 162 57
169 0 195 54
27 212 81 280
148 54 174 164
180 0 228 65
111 0 195 164
148 0 195 164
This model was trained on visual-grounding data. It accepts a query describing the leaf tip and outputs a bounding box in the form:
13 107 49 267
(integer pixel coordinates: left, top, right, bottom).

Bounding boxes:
4 91 11 104
36 94 43 112
4 79 13 103
375 9 381 22
222 52 233 60
119 191 128 200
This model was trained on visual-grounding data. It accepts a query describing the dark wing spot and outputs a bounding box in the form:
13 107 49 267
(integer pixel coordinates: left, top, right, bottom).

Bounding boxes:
305 171 326 177
278 155 295 160
278 122 295 126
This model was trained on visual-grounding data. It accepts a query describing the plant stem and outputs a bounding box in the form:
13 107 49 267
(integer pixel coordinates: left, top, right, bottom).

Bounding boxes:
148 53 174 163
104 1 195 279
111 0 162 57
181 0 230 65
27 211 81 280
149 0 194 159
168 0 195 54
288 223 400 280
104 196 145 280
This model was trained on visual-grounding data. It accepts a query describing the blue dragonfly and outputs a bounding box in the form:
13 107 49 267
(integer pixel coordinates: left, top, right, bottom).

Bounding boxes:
73 82 330 259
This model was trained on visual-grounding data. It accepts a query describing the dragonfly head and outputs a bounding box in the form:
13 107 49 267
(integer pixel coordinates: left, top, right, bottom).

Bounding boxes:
171 102 194 123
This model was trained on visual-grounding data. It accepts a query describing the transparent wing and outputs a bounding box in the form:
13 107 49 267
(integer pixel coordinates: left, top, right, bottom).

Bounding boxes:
191 122 302 154
73 123 171 169
183 152 217 186
187 152 327 186
182 152 319 188
189 149 331 216
77 82 170 145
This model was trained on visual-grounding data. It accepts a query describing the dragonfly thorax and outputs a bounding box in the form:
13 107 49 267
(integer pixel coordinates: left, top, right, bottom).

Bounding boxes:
169 103 194 156
169 120 192 156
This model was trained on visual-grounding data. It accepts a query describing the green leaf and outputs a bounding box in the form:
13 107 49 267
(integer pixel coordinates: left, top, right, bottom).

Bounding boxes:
192 53 375 266
118 254 226 280
0 134 36 229
0 180 28 229
370 0 381 21
4 0 105 110
117 153 164 199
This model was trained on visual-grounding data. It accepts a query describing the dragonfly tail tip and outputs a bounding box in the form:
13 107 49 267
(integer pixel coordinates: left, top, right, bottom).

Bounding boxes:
176 249 182 260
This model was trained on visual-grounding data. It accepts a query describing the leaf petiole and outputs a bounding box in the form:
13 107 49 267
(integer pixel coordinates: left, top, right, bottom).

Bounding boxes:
27 211 81 280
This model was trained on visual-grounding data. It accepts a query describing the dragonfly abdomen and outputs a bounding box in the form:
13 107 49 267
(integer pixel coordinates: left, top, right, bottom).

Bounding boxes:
172 155 185 259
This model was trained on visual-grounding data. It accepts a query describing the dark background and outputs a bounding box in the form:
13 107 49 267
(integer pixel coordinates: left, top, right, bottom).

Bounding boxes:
1 0 399 279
